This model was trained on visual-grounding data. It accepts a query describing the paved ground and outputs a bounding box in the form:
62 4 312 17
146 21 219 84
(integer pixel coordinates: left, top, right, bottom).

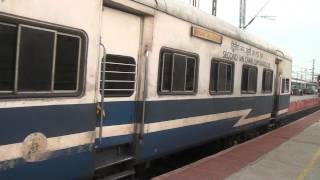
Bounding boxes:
154 110 320 180
228 121 320 180
290 94 319 102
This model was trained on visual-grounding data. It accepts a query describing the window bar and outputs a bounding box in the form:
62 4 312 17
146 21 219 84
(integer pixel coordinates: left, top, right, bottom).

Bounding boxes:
105 62 136 66
248 68 251 92
267 72 269 91
231 65 234 92
224 64 228 91
184 57 188 91
105 80 135 83
51 31 58 93
170 54 175 92
217 63 220 92
192 58 196 91
228 64 231 92
191 58 196 91
0 22 17 27
160 55 165 92
13 25 22 93
75 38 82 92
265 72 267 91
264 71 266 90
104 71 135 74
104 89 134 91
211 61 218 93
161 53 170 92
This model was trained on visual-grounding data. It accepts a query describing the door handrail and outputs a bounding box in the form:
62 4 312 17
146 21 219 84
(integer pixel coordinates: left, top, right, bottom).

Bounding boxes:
98 42 107 144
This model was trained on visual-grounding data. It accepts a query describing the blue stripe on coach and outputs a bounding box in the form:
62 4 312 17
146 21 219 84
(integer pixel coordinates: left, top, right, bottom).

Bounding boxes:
96 96 275 149
278 94 290 109
0 149 93 180
98 101 141 126
137 116 270 162
144 95 274 123
0 104 96 145
98 96 276 127
0 95 285 146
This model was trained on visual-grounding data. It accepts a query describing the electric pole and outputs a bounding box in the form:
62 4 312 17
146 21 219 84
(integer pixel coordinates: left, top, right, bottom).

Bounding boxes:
239 0 246 29
240 0 273 30
312 59 315 82
212 0 217 16
305 68 308 81
190 0 200 8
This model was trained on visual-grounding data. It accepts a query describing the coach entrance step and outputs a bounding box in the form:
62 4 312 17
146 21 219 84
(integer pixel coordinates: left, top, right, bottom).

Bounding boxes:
94 143 135 180
154 110 320 180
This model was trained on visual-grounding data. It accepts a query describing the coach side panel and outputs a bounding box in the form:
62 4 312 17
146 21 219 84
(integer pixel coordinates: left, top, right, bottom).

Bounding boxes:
136 10 280 161
0 0 101 179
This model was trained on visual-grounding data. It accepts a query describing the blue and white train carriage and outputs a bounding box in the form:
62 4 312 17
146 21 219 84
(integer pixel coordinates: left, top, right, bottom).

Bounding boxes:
0 0 292 179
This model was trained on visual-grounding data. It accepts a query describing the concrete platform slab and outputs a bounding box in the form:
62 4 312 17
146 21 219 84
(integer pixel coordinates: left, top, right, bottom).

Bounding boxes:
290 95 319 102
153 110 320 180
228 122 320 180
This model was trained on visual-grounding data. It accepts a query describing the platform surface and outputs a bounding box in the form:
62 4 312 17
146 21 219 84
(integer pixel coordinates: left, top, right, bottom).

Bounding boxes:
228 120 320 180
290 94 319 102
153 110 320 180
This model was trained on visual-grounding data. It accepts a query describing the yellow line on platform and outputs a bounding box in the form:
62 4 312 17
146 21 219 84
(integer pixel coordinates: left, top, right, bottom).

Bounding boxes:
297 148 320 180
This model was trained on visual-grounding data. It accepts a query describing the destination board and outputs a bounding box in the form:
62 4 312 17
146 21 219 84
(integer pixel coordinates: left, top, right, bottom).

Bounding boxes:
191 26 223 44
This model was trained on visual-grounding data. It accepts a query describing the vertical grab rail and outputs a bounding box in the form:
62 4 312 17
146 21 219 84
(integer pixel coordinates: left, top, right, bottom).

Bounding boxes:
99 42 107 144
139 49 150 139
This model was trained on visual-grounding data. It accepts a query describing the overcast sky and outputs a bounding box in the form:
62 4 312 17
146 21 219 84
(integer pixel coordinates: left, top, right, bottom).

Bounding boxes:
178 0 320 80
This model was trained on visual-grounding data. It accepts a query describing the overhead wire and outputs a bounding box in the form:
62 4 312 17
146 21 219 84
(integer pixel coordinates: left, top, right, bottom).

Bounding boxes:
244 0 272 29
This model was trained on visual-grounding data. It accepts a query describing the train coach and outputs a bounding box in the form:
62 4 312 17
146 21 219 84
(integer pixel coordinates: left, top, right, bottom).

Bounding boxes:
0 0 292 179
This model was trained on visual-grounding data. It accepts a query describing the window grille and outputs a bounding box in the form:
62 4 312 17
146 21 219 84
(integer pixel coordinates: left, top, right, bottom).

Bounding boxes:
100 54 136 97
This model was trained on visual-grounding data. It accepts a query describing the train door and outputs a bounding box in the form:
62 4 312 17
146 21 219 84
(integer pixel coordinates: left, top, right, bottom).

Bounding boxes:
272 59 281 117
94 6 142 178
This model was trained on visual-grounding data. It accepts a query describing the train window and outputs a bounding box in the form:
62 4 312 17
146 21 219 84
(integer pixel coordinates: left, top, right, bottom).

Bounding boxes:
0 23 16 91
186 57 196 91
172 54 187 91
262 69 273 93
54 34 80 91
158 48 198 94
100 54 136 97
161 53 173 91
241 65 257 93
18 26 55 91
210 60 234 94
281 78 290 93
286 79 290 93
0 20 85 98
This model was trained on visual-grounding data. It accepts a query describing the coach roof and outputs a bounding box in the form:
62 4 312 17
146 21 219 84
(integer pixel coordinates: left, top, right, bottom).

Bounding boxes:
132 0 291 60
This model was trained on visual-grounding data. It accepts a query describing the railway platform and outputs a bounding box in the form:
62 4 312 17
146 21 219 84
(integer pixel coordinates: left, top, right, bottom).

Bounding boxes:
290 94 319 103
289 95 320 113
153 101 320 180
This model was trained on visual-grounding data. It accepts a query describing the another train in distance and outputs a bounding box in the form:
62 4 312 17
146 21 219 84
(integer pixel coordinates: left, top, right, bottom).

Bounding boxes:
0 0 292 179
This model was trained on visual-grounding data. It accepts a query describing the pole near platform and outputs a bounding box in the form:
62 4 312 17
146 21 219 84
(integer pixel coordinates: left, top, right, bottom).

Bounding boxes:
239 0 246 29
212 0 217 16
312 59 315 82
